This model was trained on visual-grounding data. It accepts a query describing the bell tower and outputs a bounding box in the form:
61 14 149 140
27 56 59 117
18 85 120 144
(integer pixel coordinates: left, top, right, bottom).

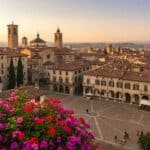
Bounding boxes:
22 36 28 48
54 28 63 49
7 22 18 49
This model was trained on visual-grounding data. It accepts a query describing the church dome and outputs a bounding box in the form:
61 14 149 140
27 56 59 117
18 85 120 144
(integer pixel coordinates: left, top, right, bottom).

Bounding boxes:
30 33 46 48
30 33 46 44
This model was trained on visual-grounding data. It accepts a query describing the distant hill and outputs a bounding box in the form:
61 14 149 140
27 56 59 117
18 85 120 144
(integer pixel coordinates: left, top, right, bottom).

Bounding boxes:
1 42 150 49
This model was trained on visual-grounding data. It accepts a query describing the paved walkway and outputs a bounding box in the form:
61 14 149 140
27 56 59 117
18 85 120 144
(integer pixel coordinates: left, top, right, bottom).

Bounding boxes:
45 91 150 150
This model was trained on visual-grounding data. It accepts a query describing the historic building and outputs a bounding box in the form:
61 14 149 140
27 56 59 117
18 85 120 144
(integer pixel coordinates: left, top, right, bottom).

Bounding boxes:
48 61 91 95
0 49 28 90
7 22 18 49
20 29 75 83
83 67 150 105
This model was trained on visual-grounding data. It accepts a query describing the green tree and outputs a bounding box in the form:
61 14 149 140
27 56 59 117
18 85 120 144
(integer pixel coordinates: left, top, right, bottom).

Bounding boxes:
138 132 150 150
17 57 24 87
8 57 16 89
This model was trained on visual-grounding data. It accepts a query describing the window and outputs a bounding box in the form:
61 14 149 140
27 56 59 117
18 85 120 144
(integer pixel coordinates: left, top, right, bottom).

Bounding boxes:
78 69 81 73
60 71 62 75
13 28 17 35
66 71 68 75
87 79 90 84
8 29 11 35
144 85 148 92
133 84 139 90
101 79 106 86
1 56 3 59
47 54 50 59
95 79 100 85
125 83 130 89
117 82 123 88
1 64 3 69
53 70 55 74
75 71 77 74
109 81 114 87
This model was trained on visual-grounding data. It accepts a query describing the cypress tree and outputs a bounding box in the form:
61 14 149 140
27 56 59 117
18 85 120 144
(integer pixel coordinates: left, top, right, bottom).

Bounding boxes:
17 57 24 87
8 57 16 89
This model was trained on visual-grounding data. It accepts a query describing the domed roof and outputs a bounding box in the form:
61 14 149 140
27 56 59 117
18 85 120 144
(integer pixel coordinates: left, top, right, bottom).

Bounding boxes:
30 33 46 44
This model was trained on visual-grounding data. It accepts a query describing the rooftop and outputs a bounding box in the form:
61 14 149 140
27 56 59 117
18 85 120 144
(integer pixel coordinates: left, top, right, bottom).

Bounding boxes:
84 67 150 83
51 61 90 71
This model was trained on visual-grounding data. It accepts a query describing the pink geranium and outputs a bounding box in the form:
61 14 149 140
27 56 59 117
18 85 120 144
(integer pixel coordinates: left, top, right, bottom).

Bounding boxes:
0 91 97 149
17 117 23 124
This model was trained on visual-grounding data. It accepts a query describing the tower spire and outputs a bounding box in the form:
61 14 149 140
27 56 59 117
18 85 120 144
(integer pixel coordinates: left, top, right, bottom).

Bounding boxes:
37 33 39 38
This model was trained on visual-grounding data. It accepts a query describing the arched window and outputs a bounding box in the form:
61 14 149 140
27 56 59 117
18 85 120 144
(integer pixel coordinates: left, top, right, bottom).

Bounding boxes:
125 83 131 89
117 82 123 88
87 78 90 84
109 80 114 87
101 79 106 86
95 79 100 85
133 84 139 90
59 77 63 83
13 28 17 34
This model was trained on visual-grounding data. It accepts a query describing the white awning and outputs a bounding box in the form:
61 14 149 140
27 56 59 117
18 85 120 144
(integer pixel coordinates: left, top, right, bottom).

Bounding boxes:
140 100 150 106
86 93 93 96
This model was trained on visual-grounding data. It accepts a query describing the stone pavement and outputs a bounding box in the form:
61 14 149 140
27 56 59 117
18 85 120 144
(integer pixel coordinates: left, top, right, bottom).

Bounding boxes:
45 91 150 150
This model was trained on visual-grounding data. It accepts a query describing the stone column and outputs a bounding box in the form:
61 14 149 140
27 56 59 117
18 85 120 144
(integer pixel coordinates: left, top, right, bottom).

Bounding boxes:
70 87 74 95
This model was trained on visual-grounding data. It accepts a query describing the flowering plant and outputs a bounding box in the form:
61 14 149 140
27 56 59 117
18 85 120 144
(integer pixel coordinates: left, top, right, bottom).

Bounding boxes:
0 91 97 150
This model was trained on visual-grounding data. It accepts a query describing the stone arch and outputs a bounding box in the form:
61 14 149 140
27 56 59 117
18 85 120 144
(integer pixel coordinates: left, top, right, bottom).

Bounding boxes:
132 94 140 104
93 89 100 95
59 85 64 93
142 95 149 100
108 90 115 98
53 84 58 91
116 92 122 99
125 93 131 103
85 87 92 93
65 86 70 94
101 90 106 97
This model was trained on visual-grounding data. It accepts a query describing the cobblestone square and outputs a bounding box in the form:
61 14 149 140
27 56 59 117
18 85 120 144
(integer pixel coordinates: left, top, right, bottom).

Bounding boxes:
46 92 150 150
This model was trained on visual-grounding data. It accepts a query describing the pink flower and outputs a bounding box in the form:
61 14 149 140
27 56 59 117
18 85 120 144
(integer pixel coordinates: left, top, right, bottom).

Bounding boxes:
32 143 38 150
17 117 23 124
12 131 20 138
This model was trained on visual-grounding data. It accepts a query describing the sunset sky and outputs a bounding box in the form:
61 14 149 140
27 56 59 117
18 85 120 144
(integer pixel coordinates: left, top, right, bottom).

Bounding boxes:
0 0 150 43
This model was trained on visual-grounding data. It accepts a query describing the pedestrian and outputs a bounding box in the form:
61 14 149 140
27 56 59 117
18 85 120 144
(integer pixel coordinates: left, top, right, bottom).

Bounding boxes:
114 135 117 141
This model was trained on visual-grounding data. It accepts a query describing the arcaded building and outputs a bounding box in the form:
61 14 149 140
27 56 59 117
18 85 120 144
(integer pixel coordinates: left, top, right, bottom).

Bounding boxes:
48 61 91 95
83 67 150 105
